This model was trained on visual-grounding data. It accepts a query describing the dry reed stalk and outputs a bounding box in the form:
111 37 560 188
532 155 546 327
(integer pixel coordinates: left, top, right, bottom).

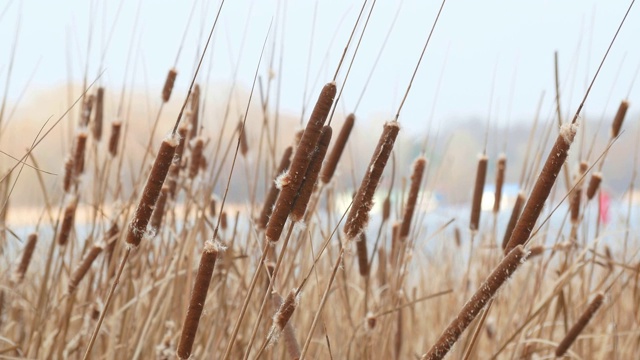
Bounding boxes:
586 172 602 201
501 191 525 250
238 120 249 156
162 68 178 103
356 232 369 277
344 121 400 240
270 291 301 359
188 137 204 179
176 241 220 359
505 124 577 254
290 126 332 221
469 154 488 232
611 100 629 138
400 156 427 238
189 84 200 139
108 120 122 157
62 157 74 192
13 233 38 284
57 197 79 246
167 125 188 198
493 154 506 213
150 185 170 233
126 134 179 248
93 87 104 141
73 130 89 176
555 292 605 357
257 146 293 229
320 113 355 184
266 82 336 242
80 95 94 127
67 243 104 294
422 245 528 360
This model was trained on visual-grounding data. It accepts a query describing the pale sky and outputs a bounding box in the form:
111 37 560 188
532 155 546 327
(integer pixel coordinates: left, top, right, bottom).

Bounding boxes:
1 0 639 135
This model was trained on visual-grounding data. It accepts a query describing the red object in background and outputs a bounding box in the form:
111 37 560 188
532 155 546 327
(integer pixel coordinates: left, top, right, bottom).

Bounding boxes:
599 190 610 225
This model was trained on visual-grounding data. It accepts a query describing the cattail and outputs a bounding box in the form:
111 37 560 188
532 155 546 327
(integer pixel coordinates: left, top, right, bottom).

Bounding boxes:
422 245 528 360
502 191 525 250
162 68 178 103
505 124 577 254
63 157 74 192
177 241 220 359
271 291 301 358
150 185 170 233
270 288 299 343
382 196 391 223
570 184 582 225
290 126 332 222
189 84 200 139
344 121 400 240
265 82 336 242
93 87 104 141
586 172 602 201
209 196 218 218
493 154 507 213
105 222 120 265
108 121 122 157
377 247 387 287
188 137 204 179
13 233 38 283
390 221 401 267
611 100 629 138
366 313 377 330
400 157 427 239
58 197 79 246
220 211 227 230
80 95 94 127
555 293 605 357
238 120 249 156
320 113 355 183
68 243 104 294
257 146 293 229
528 245 545 259
355 233 369 277
126 134 179 248
470 154 488 232
167 125 188 198
73 130 89 176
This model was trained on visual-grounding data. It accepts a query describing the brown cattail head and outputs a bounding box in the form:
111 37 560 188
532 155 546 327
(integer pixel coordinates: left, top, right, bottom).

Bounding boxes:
422 245 528 360
63 156 74 193
470 154 488 232
355 232 370 277
93 87 104 141
454 227 461 247
265 82 336 242
493 154 507 213
527 245 545 259
320 113 355 183
238 119 249 156
270 291 302 358
400 156 427 239
162 68 178 103
13 233 38 284
58 196 79 246
290 126 333 222
80 95 94 127
257 146 293 229
208 196 218 218
611 100 629 138
220 211 227 230
126 134 179 248
505 124 577 254
73 130 89 176
502 191 525 251
150 185 170 233
105 222 120 265
189 84 200 139
377 247 388 287
586 172 602 201
177 241 220 359
188 137 204 179
274 288 299 331
108 120 122 157
67 243 104 294
555 292 605 357
382 196 391 222
344 121 400 240
167 125 188 198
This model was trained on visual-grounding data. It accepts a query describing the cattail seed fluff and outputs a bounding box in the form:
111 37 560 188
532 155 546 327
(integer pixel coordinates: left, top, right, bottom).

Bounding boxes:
177 241 220 359
162 68 178 103
126 134 178 248
400 157 427 239
611 100 629 138
257 146 293 229
344 121 400 240
555 293 605 357
13 233 38 283
493 154 507 213
320 113 355 183
265 82 336 242
470 154 488 232
505 124 577 254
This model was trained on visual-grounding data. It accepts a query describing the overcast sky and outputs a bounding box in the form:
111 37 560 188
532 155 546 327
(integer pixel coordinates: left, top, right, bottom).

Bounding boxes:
1 0 639 134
